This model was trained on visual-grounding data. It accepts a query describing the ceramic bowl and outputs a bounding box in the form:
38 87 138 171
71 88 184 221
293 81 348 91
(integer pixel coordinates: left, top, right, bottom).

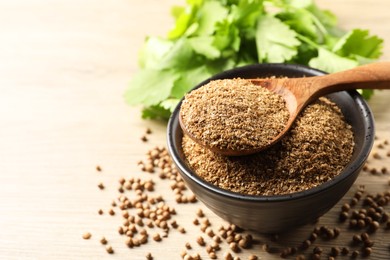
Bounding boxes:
167 63 374 233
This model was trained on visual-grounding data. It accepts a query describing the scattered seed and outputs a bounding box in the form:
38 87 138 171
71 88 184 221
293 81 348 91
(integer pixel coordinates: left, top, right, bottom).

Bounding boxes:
330 247 340 257
248 255 258 260
153 233 161 242
89 129 390 259
82 232 91 240
132 238 140 247
313 246 322 254
196 236 205 246
300 239 311 250
146 252 153 260
100 236 107 245
339 211 349 222
206 227 215 237
196 208 204 218
192 253 201 260
362 247 372 257
118 226 124 235
96 165 102 172
229 242 240 252
369 220 380 232
105 245 114 254
223 252 233 260
140 234 148 244
98 182 105 190
341 247 349 255
238 237 249 249
351 250 359 258
350 197 359 206
193 218 199 225
364 239 374 247
178 226 186 234
262 243 271 253
373 152 381 159
352 234 362 244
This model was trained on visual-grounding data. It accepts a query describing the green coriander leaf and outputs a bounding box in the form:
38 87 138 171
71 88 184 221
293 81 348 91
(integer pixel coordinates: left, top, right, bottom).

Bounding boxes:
168 4 197 40
125 69 179 106
138 37 173 69
168 11 192 40
256 15 300 62
194 0 228 36
358 89 375 100
306 3 337 29
183 23 199 37
160 98 181 112
308 48 358 73
276 9 318 40
171 5 185 19
157 39 194 70
236 48 257 66
141 105 171 120
230 0 264 29
171 66 212 98
293 42 317 65
205 58 237 75
188 36 221 59
127 0 384 119
213 20 241 52
333 29 383 59
352 55 377 65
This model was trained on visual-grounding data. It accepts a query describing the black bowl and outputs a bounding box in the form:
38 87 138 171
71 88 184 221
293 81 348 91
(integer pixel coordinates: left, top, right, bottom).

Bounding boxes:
167 63 374 233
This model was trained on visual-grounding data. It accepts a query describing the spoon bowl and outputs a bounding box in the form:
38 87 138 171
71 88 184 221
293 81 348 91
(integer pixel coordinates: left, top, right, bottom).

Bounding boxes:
180 62 390 156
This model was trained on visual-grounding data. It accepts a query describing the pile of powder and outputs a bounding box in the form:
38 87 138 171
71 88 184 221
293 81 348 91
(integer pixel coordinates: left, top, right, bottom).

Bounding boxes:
180 78 290 152
182 97 355 196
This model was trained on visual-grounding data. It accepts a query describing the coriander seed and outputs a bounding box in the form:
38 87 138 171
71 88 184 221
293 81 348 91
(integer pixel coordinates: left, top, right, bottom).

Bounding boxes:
152 233 161 242
146 252 153 260
82 232 91 240
100 236 107 245
97 182 105 190
105 245 114 254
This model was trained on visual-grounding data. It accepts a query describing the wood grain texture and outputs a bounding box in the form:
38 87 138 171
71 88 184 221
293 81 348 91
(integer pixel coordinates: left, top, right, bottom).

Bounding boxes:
0 0 389 259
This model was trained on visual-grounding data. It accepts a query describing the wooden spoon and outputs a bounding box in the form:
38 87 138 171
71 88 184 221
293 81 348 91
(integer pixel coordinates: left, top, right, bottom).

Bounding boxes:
180 62 390 156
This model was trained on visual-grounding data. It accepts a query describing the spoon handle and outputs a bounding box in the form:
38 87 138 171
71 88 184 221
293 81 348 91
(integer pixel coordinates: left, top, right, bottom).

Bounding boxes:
310 62 390 97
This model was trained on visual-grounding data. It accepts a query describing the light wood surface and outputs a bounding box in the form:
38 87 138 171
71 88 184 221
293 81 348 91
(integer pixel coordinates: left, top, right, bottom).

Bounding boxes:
0 0 389 259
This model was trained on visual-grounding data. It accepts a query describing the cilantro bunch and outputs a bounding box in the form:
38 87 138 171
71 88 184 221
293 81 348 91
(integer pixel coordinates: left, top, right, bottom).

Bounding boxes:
126 0 383 120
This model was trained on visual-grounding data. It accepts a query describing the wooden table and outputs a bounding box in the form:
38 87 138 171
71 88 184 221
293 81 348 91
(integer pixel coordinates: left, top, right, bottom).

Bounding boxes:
0 0 389 259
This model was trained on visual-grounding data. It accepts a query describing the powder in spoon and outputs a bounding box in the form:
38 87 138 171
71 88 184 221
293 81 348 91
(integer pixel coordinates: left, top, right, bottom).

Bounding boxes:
182 97 355 195
180 78 290 152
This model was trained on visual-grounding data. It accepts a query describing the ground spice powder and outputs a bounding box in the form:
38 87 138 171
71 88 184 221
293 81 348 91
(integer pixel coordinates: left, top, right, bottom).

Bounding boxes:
182 97 355 195
180 78 289 151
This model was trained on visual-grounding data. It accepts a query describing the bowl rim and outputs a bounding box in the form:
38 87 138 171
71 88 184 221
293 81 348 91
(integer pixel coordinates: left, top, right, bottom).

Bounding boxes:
167 63 375 202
